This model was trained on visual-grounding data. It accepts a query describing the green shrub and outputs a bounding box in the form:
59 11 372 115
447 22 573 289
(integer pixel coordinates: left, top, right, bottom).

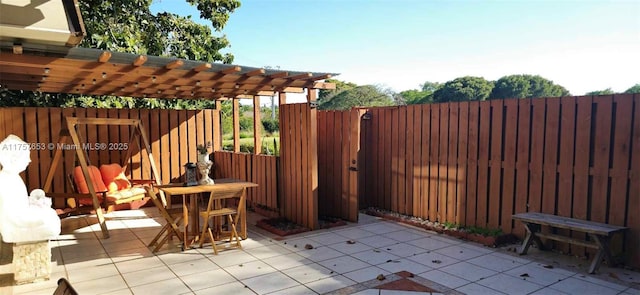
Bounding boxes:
261 118 279 134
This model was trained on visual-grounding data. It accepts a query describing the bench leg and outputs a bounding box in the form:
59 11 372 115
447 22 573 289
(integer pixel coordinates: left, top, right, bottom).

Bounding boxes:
518 223 544 255
588 234 613 274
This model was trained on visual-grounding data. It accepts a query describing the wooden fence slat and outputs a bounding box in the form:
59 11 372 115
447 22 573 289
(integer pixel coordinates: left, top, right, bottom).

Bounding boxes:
628 94 640 267
24 108 39 189
429 105 440 221
447 103 459 223
542 98 560 217
406 105 415 216
439 104 449 222
465 102 479 226
501 99 518 234
556 96 577 253
514 99 531 236
528 98 545 214
488 100 503 229
398 106 407 215
572 96 593 257
456 103 469 225
391 107 399 213
384 108 393 211
476 101 491 227
591 96 613 224
341 111 350 219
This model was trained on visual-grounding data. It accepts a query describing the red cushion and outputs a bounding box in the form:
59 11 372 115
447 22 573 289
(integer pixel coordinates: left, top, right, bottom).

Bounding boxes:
73 166 108 194
99 163 132 192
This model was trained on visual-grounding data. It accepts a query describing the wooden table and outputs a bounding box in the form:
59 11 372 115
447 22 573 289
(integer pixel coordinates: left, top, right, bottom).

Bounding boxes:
155 179 257 249
512 212 628 274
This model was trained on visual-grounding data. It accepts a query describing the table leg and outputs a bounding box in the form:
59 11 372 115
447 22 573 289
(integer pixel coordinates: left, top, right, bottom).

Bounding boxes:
518 223 543 255
588 234 613 274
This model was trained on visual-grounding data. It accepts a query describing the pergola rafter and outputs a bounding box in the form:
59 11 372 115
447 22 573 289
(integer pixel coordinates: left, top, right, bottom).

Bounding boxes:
0 44 336 100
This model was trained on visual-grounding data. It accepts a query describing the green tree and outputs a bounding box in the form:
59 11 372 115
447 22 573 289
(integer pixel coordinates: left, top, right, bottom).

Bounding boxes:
625 84 640 94
318 85 394 110
586 88 615 95
400 81 441 104
490 74 569 99
318 79 357 103
2 0 240 108
433 76 494 103
79 0 240 63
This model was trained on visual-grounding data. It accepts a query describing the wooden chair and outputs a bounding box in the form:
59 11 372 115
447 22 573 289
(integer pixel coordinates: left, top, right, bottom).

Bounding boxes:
52 278 78 295
144 186 185 252
198 189 244 254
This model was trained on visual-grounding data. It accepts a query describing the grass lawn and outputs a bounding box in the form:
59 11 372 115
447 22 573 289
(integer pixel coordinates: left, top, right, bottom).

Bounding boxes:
222 136 279 155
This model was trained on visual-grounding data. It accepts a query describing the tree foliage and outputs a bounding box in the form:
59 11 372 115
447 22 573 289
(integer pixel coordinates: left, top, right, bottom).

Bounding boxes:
433 76 494 103
2 0 240 108
318 84 394 110
586 88 615 95
490 75 569 99
625 84 640 94
79 0 240 63
401 81 441 105
318 79 357 102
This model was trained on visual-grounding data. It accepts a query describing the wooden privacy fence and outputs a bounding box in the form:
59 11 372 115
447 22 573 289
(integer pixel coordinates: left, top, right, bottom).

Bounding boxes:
213 151 279 211
318 94 639 268
279 103 318 229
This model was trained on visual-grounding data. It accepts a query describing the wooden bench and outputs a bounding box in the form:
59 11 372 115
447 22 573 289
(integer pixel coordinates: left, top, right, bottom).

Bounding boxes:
512 212 628 274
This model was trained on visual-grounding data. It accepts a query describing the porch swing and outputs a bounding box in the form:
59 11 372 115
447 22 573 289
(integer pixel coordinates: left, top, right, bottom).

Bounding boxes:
42 117 163 238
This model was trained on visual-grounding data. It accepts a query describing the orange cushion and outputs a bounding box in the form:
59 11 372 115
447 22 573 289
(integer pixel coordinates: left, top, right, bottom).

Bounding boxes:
99 163 131 192
73 166 108 194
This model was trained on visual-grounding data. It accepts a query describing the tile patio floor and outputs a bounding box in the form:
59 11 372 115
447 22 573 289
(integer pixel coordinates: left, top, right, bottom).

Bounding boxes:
2 208 639 295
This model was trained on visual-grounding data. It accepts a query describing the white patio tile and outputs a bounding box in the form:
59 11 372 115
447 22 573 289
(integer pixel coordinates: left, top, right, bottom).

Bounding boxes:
418 269 470 289
115 255 165 273
296 245 344 262
351 248 401 265
242 271 301 294
195 281 257 295
224 260 278 280
458 242 496 254
121 265 177 287
282 263 336 284
71 274 130 295
108 245 155 262
279 237 320 252
62 252 114 270
329 239 374 254
406 251 461 269
380 291 441 295
100 288 134 295
305 274 356 294
381 243 427 258
504 263 574 286
156 251 203 265
335 227 378 239
456 283 506 294
240 236 278 250
318 255 372 274
376 258 432 274
243 243 293 260
621 287 640 295
477 273 544 295
181 268 237 291
360 222 406 234
265 285 316 295
434 244 486 260
439 261 497 282
407 237 455 251
343 266 391 283
309 232 351 245
548 277 621 295
529 287 570 294
573 274 629 291
351 289 381 295
357 235 400 248
207 250 258 267
262 252 313 271
129 277 192 295
467 252 526 272
383 230 427 242
66 263 120 283
167 256 220 276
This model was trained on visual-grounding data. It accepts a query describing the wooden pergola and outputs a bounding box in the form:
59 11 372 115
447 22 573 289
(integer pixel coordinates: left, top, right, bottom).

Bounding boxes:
0 42 336 232
0 42 335 151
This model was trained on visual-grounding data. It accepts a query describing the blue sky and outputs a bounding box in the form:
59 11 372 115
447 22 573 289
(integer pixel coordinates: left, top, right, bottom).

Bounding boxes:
152 0 640 95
